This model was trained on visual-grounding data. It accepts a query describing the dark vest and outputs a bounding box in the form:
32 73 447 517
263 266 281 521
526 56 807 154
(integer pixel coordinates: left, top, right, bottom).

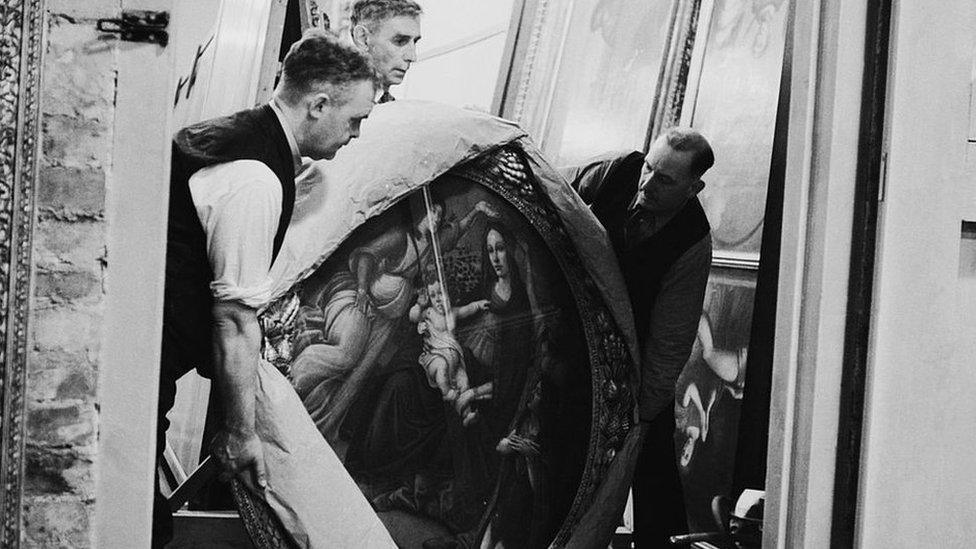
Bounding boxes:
589 151 710 349
162 105 296 378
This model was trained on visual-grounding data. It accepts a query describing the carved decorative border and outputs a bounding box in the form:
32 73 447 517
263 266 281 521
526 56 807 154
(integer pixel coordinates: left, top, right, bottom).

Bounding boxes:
0 0 43 546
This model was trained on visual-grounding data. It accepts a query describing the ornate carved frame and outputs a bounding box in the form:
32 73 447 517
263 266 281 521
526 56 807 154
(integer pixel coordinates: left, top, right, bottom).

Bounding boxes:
235 143 637 548
0 0 44 546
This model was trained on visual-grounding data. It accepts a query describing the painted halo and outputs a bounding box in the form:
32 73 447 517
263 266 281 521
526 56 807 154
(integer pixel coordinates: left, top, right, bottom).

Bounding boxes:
237 142 636 548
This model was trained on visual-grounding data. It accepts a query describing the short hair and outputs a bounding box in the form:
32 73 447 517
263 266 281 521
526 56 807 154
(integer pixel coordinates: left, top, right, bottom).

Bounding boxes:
278 30 377 104
660 127 715 179
351 0 423 31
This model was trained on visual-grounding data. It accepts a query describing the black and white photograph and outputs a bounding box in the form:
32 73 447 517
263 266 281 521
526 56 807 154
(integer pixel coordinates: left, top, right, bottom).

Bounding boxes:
3 0 975 547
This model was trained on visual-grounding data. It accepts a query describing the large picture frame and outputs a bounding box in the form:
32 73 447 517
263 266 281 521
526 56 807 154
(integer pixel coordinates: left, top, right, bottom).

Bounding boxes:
0 0 44 545
236 142 638 548
666 0 790 264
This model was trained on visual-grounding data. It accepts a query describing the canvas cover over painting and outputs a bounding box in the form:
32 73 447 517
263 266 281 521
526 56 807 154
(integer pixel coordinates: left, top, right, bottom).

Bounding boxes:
228 102 640 548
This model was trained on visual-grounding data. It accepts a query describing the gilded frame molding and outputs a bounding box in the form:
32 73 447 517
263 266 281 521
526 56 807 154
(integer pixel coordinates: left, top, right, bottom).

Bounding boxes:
0 0 44 546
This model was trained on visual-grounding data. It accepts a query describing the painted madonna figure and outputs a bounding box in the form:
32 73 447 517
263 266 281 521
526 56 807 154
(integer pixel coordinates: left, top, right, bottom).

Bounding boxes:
245 101 641 549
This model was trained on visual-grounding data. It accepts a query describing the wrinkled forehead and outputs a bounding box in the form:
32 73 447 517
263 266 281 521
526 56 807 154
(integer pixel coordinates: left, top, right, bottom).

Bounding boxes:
370 15 421 40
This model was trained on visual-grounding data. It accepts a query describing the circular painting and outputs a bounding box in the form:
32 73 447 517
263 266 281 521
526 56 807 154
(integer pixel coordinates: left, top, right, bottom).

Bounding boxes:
242 145 634 548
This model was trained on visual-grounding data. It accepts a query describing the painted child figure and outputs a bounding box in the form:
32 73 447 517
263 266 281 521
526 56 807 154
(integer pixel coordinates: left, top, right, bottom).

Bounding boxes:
410 278 489 422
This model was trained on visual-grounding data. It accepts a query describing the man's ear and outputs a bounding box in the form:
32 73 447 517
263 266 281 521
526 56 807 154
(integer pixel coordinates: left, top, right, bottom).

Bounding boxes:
351 24 370 50
307 92 331 118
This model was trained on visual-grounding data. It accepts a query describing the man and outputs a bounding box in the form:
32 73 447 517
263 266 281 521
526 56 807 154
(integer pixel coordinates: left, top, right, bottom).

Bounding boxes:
154 31 376 546
563 128 714 548
350 0 422 103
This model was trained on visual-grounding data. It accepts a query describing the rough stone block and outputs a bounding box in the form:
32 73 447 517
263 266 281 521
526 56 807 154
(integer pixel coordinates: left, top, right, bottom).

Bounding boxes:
27 351 96 401
43 14 117 122
34 269 102 303
33 219 105 269
23 496 93 548
38 166 106 216
32 306 101 354
42 114 112 171
26 401 97 447
24 445 94 497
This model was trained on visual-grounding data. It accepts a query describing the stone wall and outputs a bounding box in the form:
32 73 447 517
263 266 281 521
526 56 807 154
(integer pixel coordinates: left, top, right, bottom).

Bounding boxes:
24 1 119 546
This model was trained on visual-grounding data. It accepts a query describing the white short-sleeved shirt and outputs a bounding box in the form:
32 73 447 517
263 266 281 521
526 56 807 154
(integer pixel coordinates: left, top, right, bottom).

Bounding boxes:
190 160 282 308
188 101 301 309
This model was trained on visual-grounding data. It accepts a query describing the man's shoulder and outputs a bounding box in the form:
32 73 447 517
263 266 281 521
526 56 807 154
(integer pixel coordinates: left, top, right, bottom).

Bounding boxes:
174 105 276 149
559 149 642 180
562 149 643 203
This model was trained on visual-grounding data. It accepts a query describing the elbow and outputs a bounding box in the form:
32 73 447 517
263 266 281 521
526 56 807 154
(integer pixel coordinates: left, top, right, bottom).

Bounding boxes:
212 300 260 340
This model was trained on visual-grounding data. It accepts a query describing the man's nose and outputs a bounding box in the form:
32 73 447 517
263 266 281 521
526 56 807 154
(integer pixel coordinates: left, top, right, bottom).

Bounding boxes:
639 173 654 191
404 43 417 63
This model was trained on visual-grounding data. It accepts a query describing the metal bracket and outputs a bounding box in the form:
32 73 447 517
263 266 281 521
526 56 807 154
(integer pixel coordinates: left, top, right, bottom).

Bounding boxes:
97 10 169 47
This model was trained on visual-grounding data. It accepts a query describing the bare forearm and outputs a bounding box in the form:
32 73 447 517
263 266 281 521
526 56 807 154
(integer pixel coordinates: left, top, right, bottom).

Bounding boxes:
212 301 261 435
454 302 482 319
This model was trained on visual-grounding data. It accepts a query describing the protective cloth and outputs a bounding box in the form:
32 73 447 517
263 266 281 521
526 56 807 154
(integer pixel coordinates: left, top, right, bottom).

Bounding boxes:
246 100 641 548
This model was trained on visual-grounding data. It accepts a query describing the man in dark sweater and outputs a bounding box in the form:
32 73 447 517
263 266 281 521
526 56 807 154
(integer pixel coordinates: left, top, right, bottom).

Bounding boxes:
562 128 714 548
154 31 376 546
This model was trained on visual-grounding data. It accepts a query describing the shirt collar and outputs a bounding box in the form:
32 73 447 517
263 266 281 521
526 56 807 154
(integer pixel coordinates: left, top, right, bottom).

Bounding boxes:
269 99 303 175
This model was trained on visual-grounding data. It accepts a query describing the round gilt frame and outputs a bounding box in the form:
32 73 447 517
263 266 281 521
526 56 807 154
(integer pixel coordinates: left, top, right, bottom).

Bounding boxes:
235 143 636 548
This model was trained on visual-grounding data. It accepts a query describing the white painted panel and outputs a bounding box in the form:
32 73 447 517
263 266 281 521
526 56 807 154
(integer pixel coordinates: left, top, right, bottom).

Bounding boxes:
857 0 976 546
177 0 274 124
763 0 867 546
94 0 176 546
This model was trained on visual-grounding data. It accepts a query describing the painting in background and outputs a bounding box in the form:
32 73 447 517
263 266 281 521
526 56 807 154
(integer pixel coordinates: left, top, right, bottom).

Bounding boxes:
504 0 674 167
684 0 788 258
671 0 788 533
674 267 755 533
